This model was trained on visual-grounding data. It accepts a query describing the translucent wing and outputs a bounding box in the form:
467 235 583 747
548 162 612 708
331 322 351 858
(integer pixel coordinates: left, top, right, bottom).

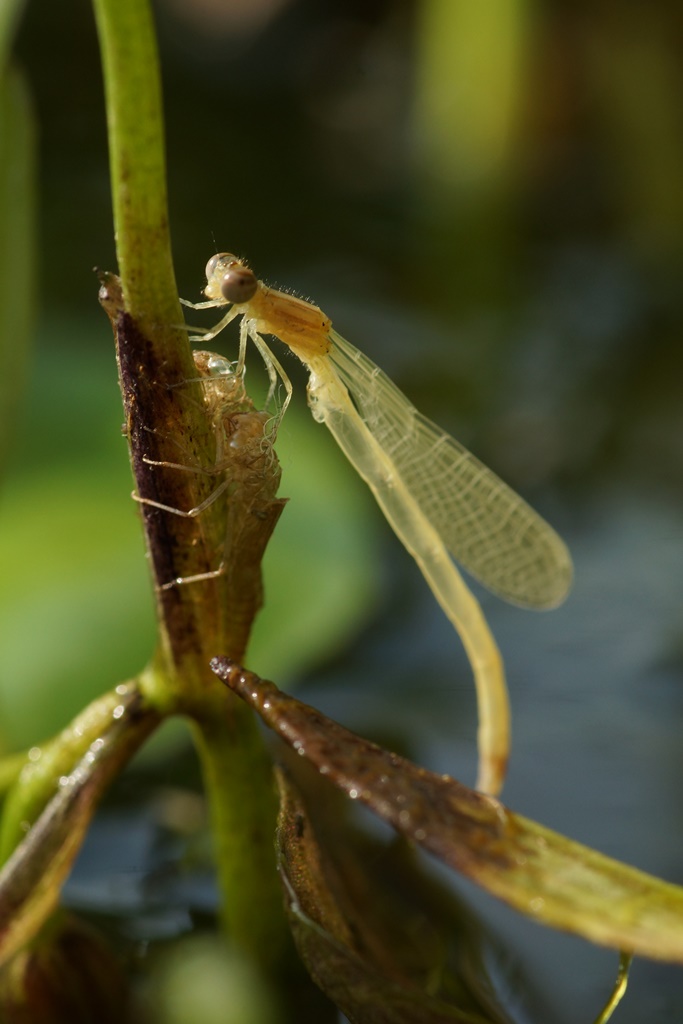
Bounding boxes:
328 330 572 609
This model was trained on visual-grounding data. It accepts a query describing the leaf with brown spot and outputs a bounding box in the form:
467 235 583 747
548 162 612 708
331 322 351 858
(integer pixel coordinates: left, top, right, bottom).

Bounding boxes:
212 657 683 964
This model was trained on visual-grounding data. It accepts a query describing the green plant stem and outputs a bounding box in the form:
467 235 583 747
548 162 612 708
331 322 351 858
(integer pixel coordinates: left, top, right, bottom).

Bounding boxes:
92 0 287 966
92 0 216 680
91 0 179 330
0 0 28 69
190 699 287 967
592 952 633 1024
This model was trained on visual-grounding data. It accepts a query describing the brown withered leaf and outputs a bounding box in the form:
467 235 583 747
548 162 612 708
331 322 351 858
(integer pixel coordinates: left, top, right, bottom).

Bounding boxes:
211 657 683 964
99 273 286 665
275 767 517 1023
0 913 129 1024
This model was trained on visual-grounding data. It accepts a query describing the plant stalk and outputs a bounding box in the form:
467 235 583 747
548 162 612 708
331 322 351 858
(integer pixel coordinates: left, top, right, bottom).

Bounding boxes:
92 0 287 963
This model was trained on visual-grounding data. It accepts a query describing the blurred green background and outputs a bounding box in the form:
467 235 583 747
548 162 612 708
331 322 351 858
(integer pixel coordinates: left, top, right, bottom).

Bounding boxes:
2 1 683 1020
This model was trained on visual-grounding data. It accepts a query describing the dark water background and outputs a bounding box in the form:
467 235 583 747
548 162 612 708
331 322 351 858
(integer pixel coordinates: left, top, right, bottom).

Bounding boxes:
3 2 683 1021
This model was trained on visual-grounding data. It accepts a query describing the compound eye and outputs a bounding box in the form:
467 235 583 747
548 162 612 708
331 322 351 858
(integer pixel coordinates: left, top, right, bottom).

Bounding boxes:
221 265 258 305
205 252 237 282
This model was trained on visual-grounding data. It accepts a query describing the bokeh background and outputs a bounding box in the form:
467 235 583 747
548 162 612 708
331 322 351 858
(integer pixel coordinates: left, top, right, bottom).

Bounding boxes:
2 1 683 1020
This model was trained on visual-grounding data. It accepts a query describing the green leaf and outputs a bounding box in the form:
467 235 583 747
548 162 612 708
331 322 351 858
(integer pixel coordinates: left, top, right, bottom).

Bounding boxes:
0 459 157 751
0 63 36 472
0 686 158 965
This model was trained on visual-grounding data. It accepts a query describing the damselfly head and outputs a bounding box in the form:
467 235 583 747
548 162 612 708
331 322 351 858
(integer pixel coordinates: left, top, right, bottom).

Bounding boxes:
203 252 257 306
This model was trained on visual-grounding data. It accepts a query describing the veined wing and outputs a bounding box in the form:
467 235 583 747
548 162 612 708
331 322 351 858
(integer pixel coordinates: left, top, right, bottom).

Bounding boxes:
328 330 572 609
